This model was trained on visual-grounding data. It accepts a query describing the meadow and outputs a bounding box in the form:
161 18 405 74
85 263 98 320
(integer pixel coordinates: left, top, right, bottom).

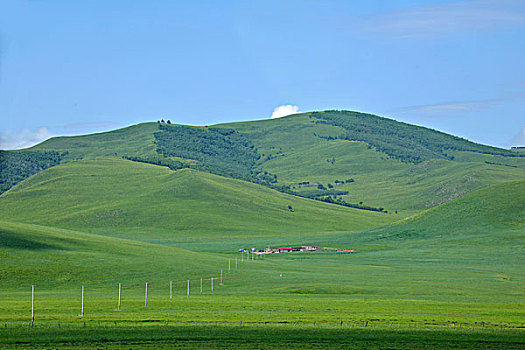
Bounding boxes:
0 248 523 348
1 113 524 347
1 176 523 347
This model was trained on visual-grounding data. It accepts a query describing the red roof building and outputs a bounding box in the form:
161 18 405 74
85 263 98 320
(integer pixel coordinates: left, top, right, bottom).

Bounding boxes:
278 247 292 252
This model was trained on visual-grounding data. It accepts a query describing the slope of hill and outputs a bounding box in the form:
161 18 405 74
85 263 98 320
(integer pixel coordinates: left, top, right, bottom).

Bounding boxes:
0 220 224 289
31 122 159 159
2 110 524 215
224 112 525 213
322 179 525 260
0 158 394 248
259 180 524 304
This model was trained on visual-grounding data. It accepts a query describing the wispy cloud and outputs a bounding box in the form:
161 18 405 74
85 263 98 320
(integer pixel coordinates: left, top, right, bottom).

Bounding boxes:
0 127 55 150
364 0 525 38
397 98 506 115
511 126 525 145
0 121 123 150
271 105 300 119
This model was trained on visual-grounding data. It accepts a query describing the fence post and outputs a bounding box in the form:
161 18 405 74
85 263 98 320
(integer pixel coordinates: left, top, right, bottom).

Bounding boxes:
31 285 34 327
81 285 84 317
118 283 121 311
229 259 231 273
220 269 223 285
200 278 203 295
211 277 214 294
170 280 172 302
235 256 238 269
145 282 148 307
187 280 190 298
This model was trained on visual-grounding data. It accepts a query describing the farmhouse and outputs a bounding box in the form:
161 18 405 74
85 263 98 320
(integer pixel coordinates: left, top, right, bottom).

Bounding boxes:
278 247 292 253
300 246 321 251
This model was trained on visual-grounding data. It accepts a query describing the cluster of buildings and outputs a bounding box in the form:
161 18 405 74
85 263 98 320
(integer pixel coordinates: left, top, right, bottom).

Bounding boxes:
268 246 322 253
239 246 322 254
239 246 357 254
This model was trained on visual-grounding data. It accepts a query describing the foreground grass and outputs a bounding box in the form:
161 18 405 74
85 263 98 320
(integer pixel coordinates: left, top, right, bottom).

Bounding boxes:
1 323 523 349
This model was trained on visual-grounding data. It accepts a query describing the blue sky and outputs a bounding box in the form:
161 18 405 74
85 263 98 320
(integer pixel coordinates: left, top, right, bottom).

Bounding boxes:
1 0 524 149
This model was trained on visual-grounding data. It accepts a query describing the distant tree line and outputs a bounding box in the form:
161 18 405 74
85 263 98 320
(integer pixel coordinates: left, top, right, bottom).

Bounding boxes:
0 151 66 194
311 110 523 164
154 124 279 184
298 189 349 197
484 161 519 168
315 195 386 213
123 155 189 171
268 183 387 213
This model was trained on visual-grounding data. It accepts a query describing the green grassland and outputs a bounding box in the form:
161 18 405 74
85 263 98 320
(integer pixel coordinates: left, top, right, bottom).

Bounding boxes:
0 111 524 347
0 163 524 348
0 158 394 246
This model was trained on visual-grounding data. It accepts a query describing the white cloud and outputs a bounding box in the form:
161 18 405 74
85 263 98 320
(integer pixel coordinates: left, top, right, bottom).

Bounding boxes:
0 127 55 150
271 105 300 119
0 121 124 150
511 126 525 146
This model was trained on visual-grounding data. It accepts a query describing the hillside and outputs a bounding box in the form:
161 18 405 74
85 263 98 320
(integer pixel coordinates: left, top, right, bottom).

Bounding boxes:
267 180 525 304
0 220 222 289
224 111 525 214
0 158 394 248
322 179 525 261
2 111 524 215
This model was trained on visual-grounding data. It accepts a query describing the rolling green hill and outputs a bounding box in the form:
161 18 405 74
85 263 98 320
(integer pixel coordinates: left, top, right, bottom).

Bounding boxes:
2 111 524 216
0 220 222 289
318 179 525 256
0 157 394 247
223 112 525 214
296 180 525 305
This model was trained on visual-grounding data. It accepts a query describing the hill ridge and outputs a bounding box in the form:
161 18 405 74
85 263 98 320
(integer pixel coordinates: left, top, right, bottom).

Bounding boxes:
2 110 524 215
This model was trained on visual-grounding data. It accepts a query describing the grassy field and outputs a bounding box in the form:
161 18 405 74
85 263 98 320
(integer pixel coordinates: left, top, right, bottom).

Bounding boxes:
1 112 524 347
0 178 524 347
